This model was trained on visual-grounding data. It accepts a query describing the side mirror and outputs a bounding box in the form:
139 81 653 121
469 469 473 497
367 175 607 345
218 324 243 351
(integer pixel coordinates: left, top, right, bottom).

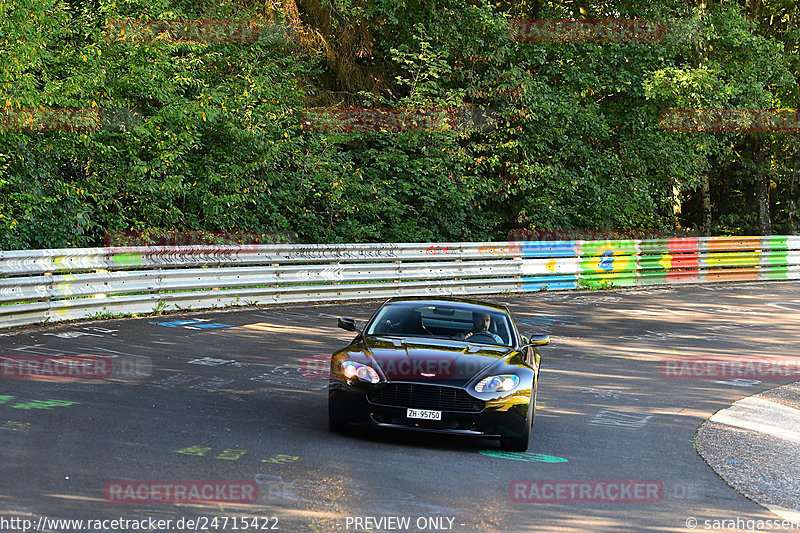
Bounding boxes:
521 334 550 349
338 317 358 332
529 334 550 346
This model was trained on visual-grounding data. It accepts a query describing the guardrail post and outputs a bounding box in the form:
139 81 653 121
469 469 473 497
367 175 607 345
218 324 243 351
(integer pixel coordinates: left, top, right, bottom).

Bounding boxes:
393 259 402 283
43 272 52 302
271 263 279 288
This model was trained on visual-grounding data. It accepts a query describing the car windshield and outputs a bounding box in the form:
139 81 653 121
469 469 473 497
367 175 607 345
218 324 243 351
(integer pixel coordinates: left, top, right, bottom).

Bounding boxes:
365 303 515 347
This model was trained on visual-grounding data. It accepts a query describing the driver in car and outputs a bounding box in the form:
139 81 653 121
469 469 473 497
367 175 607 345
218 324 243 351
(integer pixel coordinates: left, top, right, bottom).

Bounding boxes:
464 312 503 343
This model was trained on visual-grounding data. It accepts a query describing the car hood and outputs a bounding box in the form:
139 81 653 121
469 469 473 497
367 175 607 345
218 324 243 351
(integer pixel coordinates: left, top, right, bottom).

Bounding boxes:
356 335 516 386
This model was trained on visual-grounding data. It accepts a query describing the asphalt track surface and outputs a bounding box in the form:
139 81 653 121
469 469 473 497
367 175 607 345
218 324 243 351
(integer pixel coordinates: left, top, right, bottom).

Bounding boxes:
2 282 800 533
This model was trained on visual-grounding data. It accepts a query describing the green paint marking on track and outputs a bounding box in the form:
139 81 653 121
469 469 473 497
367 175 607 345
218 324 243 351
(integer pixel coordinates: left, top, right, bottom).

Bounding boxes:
479 451 568 463
11 399 78 410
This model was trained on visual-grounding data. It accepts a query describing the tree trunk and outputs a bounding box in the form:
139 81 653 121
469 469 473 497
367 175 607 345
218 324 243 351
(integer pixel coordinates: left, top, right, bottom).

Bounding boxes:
702 171 712 236
744 0 762 21
757 177 772 235
790 146 799 234
748 134 771 235
698 0 711 237
673 183 682 216
742 0 770 235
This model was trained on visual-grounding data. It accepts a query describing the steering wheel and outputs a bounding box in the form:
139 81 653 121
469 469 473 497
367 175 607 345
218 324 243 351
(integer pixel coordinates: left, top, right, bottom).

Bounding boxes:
467 331 501 343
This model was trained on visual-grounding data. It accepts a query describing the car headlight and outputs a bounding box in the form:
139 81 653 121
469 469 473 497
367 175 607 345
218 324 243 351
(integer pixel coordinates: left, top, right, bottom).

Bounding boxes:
341 361 380 384
475 374 519 393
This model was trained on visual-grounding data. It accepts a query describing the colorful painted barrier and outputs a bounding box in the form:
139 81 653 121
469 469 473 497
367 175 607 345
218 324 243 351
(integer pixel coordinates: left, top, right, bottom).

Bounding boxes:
0 236 798 329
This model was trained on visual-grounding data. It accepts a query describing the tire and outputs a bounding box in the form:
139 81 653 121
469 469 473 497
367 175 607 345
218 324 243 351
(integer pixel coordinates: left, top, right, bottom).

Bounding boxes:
500 398 533 451
500 424 530 451
328 397 346 433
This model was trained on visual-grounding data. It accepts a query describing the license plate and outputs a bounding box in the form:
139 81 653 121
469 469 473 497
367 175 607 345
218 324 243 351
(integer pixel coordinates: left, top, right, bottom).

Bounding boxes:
407 408 441 420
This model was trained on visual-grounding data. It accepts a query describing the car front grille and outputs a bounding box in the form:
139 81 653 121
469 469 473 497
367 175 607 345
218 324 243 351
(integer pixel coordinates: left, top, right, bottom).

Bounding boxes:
367 383 484 412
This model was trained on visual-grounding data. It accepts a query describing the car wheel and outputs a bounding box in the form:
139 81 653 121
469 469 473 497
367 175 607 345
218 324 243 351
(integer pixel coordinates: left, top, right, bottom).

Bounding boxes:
328 398 346 433
500 425 530 451
329 417 345 433
500 399 533 451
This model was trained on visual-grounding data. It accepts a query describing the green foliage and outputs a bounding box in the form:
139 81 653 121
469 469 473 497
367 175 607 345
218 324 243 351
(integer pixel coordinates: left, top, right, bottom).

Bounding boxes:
2 0 800 249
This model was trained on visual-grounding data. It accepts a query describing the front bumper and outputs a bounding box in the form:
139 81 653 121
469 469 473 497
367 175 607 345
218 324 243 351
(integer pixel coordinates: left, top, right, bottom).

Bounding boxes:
328 379 532 439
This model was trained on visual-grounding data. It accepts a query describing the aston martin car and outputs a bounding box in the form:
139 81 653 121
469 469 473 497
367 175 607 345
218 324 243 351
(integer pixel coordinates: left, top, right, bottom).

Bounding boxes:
328 297 549 451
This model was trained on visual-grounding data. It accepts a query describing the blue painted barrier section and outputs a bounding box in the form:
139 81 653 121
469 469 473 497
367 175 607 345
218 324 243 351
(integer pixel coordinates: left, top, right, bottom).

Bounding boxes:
521 241 578 258
521 275 579 291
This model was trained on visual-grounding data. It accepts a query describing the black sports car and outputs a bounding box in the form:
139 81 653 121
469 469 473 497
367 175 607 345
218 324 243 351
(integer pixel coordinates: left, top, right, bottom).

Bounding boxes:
328 297 549 451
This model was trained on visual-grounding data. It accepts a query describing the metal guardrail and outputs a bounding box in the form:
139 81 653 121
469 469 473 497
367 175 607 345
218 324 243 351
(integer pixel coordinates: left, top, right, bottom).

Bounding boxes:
0 236 797 329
